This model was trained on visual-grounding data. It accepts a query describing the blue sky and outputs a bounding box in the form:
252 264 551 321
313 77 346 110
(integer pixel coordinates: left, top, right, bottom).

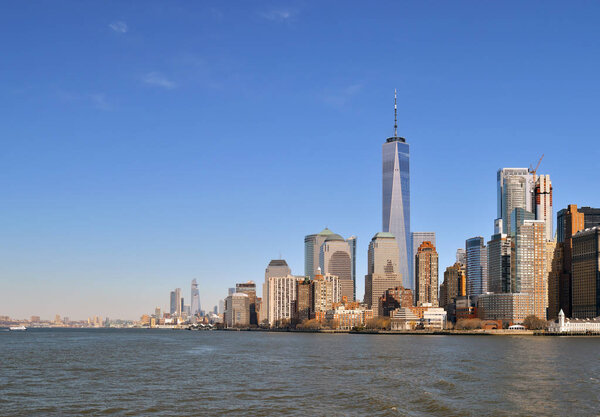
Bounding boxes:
1 2 599 320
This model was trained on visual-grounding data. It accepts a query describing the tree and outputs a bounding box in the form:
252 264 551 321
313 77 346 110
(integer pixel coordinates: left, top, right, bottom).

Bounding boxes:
298 319 321 330
455 318 483 330
365 317 391 330
523 315 548 330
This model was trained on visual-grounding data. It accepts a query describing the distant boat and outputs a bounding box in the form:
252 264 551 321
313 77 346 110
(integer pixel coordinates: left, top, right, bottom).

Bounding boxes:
9 325 27 331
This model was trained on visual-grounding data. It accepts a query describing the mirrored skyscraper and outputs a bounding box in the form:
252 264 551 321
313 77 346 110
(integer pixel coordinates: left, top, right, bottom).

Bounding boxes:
191 279 200 316
382 91 411 289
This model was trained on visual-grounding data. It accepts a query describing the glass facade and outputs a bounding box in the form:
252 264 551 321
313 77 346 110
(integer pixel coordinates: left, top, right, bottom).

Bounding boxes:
382 137 411 289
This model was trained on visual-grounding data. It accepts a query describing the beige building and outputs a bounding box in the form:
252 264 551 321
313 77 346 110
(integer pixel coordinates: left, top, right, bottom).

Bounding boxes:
320 234 354 301
415 241 439 307
477 292 533 323
535 175 553 242
571 227 600 319
312 272 340 315
440 263 466 308
262 259 292 324
364 232 403 316
265 275 304 326
224 293 250 328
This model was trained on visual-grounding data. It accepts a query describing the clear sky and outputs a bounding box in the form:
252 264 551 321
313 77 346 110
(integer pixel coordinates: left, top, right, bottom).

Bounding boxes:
1 2 599 320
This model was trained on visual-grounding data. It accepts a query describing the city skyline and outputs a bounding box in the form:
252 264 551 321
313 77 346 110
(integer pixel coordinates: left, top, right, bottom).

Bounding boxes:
2 2 600 320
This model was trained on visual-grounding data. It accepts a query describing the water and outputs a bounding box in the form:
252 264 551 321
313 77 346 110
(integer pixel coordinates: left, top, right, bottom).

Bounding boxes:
1 329 598 416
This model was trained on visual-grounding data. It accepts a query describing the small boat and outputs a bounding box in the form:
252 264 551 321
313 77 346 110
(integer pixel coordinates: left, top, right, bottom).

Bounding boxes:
9 325 27 331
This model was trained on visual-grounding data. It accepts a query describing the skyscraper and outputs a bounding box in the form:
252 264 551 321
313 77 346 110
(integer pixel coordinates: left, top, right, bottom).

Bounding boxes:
320 233 354 301
497 168 533 235
175 288 182 317
571 227 600 319
262 259 292 324
466 237 488 297
535 175 553 241
364 232 403 314
412 232 436 286
236 281 257 325
304 228 335 278
191 279 200 316
346 235 357 300
487 233 511 293
415 241 439 307
456 248 466 265
169 291 177 315
382 91 411 289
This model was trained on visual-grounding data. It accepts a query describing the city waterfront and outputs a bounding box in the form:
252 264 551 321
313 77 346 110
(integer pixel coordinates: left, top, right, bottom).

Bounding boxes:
1 329 598 416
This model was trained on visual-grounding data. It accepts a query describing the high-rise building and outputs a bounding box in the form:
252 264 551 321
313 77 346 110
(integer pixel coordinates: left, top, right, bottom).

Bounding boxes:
294 278 313 322
456 249 466 265
571 227 600 319
236 281 257 325
580 207 600 229
174 288 182 317
547 240 562 320
497 168 533 235
440 263 466 308
265 275 304 326
346 235 357 300
412 232 436 288
224 293 250 328
320 233 354 301
169 291 177 315
382 91 411 289
191 279 200 316
556 204 585 316
364 232 403 315
511 219 547 319
535 175 553 241
466 237 488 297
415 241 439 307
218 299 224 315
304 228 335 278
487 233 512 293
262 259 292 323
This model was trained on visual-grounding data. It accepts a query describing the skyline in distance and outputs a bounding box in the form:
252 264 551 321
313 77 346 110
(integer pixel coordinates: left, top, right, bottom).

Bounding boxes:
2 2 600 319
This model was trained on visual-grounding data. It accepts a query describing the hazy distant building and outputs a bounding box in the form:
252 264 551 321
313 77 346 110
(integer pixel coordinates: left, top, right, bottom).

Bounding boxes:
169 291 177 315
535 175 553 241
224 293 250 328
487 233 512 293
456 248 466 265
364 232 403 315
174 288 182 317
236 281 257 325
218 299 224 315
415 241 438 307
571 227 600 319
466 237 488 297
191 279 200 316
320 233 354 301
382 92 411 289
497 168 533 235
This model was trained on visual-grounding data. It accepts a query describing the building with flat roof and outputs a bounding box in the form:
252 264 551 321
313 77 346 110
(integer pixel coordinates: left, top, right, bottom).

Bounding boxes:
364 232 403 316
466 237 488 297
224 293 250 328
571 227 600 319
415 241 438 307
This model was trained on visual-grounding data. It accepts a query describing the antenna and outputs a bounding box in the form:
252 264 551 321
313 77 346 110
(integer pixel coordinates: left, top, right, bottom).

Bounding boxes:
394 89 398 137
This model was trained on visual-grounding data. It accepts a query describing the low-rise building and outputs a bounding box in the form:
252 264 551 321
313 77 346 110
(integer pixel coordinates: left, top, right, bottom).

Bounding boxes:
390 307 419 330
548 309 600 333
325 305 373 330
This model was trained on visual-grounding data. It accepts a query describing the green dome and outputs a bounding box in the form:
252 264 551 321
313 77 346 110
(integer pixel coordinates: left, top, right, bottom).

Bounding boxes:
373 232 395 239
318 228 335 236
324 233 345 242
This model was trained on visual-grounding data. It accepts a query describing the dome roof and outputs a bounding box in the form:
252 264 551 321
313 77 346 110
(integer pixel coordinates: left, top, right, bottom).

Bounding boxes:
373 232 395 239
318 228 335 236
325 233 345 242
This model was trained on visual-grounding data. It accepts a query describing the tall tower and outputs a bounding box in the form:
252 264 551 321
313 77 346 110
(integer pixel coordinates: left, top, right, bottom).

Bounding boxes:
191 279 200 316
535 174 553 241
382 90 411 289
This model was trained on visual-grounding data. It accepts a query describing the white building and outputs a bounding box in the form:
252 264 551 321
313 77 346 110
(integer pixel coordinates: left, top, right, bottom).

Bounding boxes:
265 274 304 326
390 307 419 330
548 309 600 333
422 307 447 330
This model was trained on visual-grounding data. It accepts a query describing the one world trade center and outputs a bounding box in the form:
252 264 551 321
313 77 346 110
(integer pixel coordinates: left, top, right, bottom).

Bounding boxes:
382 90 411 289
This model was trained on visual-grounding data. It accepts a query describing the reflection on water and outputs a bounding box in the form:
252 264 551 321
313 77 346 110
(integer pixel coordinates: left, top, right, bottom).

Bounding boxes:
1 329 598 416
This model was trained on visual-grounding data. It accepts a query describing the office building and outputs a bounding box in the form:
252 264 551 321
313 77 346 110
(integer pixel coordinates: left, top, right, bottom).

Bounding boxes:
320 233 354 301
412 232 436 289
364 232 403 315
556 204 585 316
466 237 488 297
236 281 258 325
535 175 553 241
262 259 292 323
191 279 200 316
382 91 411 289
169 291 177 315
497 168 533 235
346 235 357 300
477 293 534 323
487 233 512 293
571 227 600 319
294 278 313 322
224 293 250 328
440 263 466 308
547 240 562 319
415 241 439 306
174 288 182 317
304 228 335 278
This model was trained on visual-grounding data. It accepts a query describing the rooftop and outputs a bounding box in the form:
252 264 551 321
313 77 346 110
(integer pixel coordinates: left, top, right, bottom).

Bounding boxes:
373 232 395 239
268 259 288 267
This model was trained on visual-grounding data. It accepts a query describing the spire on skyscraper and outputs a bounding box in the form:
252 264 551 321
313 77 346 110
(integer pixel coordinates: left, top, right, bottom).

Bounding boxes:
394 88 398 137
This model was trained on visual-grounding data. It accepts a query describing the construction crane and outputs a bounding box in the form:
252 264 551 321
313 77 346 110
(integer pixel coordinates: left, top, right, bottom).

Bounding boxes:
529 154 544 180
